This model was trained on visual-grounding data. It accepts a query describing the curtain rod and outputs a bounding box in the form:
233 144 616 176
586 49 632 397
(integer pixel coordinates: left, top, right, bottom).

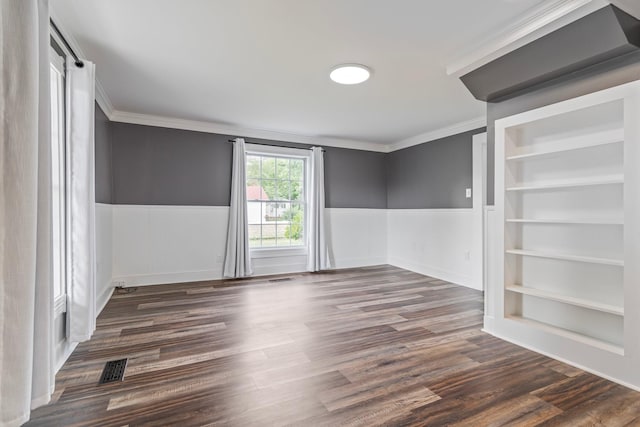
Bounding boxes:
50 18 84 68
228 139 325 152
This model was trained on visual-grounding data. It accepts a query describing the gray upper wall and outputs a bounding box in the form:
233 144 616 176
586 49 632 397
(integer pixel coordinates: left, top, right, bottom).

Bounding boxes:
324 147 386 209
108 122 388 208
95 103 113 204
111 123 233 206
387 128 485 209
486 51 640 205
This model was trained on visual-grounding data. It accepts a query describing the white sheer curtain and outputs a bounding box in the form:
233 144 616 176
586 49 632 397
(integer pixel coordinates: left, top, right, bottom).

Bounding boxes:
66 57 97 342
223 138 253 278
307 147 331 272
1 0 55 425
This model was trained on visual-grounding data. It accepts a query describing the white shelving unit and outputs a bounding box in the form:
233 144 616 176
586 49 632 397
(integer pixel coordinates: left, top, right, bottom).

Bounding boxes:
487 80 640 390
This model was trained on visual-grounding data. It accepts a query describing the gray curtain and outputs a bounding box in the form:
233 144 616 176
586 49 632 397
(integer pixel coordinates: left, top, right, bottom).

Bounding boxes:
223 138 252 278
0 0 55 425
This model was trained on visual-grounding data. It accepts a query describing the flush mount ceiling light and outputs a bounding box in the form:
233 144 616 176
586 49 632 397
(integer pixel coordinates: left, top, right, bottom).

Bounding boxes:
330 64 371 85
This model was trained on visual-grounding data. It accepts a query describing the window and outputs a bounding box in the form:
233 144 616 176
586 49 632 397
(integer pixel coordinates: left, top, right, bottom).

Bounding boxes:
245 145 308 250
50 48 67 315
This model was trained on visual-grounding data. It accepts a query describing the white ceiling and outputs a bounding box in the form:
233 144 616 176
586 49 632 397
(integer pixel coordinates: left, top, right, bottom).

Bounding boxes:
51 0 548 146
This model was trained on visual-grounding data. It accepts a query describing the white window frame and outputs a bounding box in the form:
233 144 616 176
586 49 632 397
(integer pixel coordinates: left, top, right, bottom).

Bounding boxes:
245 143 311 258
50 47 68 316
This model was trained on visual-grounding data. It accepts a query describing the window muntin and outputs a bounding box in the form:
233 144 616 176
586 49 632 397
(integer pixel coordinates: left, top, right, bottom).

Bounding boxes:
246 151 306 249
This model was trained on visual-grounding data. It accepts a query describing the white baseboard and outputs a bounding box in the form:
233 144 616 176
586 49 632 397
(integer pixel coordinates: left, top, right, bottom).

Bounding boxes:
331 256 388 270
113 269 224 287
55 342 78 373
388 256 474 289
97 285 114 314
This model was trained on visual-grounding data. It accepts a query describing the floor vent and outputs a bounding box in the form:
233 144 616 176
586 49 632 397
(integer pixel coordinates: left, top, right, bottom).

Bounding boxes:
99 358 128 384
269 277 293 282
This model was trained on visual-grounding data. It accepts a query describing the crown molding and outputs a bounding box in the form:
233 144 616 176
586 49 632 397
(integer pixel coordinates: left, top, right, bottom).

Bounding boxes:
388 116 487 152
95 80 115 117
109 110 391 153
446 0 611 78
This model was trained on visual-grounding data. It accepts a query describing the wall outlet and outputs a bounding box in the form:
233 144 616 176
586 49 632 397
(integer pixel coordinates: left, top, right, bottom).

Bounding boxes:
216 255 224 264
464 250 471 261
465 188 472 198
112 280 126 288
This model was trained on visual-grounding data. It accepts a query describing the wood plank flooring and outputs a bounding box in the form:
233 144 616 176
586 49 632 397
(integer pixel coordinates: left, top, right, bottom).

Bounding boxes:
27 265 640 426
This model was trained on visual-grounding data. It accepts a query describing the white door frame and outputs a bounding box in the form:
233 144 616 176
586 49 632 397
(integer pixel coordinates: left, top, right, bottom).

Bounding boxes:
472 132 487 291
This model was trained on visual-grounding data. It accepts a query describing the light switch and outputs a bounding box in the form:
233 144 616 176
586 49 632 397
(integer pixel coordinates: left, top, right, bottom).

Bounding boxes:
466 188 472 198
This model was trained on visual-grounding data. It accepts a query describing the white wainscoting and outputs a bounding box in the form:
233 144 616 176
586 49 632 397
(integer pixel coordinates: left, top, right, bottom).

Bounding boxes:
96 203 114 312
387 209 475 288
111 205 228 286
107 206 475 288
326 208 388 269
110 205 389 287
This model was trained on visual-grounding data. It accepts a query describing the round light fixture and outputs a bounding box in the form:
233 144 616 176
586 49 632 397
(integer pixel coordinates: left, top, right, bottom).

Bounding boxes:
330 64 371 85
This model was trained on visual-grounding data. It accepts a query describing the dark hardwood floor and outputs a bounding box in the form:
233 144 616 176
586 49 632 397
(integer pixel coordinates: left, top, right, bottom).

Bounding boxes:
27 265 640 426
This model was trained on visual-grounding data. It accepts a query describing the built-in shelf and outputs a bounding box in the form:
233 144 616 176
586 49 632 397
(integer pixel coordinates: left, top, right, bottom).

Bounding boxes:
506 316 624 355
506 132 623 162
493 81 640 389
506 285 624 316
506 249 624 267
506 218 623 225
506 176 624 192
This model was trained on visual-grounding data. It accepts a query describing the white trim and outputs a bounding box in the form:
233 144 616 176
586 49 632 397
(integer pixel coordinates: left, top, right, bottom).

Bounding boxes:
251 247 308 259
97 287 114 316
55 342 78 373
446 0 611 78
387 208 473 214
389 117 487 152
95 80 114 117
110 110 390 153
113 270 224 288
108 203 230 211
111 110 490 153
332 257 388 269
251 262 309 277
471 133 487 291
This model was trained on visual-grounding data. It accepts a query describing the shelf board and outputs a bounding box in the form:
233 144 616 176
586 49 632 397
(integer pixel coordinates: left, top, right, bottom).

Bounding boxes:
506 285 624 316
506 316 624 355
506 133 623 161
506 249 624 267
506 176 624 192
506 218 623 225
